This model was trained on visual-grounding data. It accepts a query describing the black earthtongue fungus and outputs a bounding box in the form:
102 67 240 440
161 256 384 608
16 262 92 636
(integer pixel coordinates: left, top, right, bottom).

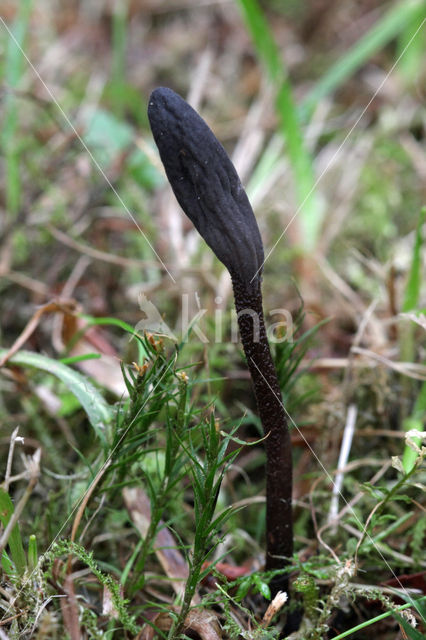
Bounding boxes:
148 87 293 599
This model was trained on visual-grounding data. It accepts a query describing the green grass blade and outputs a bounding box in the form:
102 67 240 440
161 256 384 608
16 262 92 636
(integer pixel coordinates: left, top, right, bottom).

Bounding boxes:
400 207 425 472
402 206 425 312
236 0 282 80
60 353 102 365
300 0 426 121
276 83 322 247
330 597 426 640
111 0 128 116
397 1 426 82
0 349 112 442
237 0 322 249
1 0 33 217
393 613 425 640
402 416 423 474
402 382 426 473
241 0 425 252
27 534 38 571
78 315 150 362
0 488 27 576
1 550 15 575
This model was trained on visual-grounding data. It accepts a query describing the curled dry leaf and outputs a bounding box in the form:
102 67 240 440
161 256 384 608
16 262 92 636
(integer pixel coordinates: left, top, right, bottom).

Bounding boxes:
0 299 78 367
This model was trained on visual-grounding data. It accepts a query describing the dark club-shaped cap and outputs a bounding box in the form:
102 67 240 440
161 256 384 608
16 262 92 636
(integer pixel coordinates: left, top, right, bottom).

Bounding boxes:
148 87 264 288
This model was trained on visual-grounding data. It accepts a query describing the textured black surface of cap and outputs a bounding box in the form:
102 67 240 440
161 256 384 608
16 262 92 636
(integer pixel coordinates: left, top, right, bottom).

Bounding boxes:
148 87 264 286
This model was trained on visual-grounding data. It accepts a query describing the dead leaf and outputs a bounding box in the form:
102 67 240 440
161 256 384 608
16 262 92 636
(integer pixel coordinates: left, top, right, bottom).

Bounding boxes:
137 608 222 640
0 299 78 367
60 574 80 640
102 582 124 618
123 487 197 601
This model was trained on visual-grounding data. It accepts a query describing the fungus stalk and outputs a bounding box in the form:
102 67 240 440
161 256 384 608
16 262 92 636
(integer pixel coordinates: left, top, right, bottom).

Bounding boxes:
148 87 293 596
233 278 293 594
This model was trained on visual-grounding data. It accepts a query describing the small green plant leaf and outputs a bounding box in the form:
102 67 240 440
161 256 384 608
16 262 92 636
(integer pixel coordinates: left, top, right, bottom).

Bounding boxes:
399 207 426 472
253 574 271 600
393 613 425 640
27 534 37 571
402 417 424 473
402 206 425 313
236 577 252 600
1 550 15 575
83 108 133 166
0 488 27 576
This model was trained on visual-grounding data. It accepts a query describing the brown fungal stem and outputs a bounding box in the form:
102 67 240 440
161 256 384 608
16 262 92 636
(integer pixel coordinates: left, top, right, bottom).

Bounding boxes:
232 277 292 596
